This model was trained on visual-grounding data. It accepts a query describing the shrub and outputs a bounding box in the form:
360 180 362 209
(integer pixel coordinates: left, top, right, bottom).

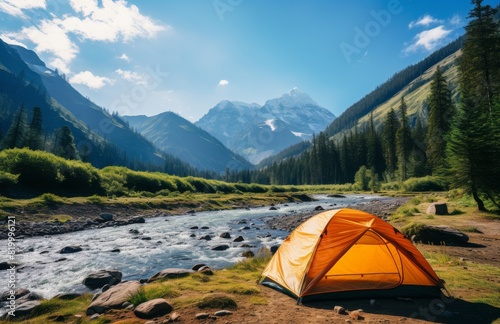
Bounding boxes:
402 176 448 192
128 287 148 306
39 193 64 206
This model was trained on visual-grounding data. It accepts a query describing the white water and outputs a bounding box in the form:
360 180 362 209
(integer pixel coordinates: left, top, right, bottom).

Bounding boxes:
3 194 383 301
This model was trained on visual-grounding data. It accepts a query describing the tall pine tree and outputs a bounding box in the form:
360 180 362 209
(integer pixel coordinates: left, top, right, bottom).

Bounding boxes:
2 106 27 150
26 107 44 150
53 126 79 160
382 108 399 180
447 0 500 210
396 97 413 181
426 66 454 174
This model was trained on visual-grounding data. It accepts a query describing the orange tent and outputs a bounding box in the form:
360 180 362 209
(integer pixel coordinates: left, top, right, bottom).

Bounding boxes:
259 208 446 301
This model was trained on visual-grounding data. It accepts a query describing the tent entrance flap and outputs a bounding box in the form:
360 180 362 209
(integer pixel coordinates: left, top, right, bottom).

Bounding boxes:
306 229 403 295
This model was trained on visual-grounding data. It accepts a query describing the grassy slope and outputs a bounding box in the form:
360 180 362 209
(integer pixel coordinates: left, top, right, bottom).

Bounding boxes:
333 49 462 140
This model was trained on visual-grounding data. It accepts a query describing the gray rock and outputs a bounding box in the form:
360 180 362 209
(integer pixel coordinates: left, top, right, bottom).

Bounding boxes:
87 281 142 315
83 270 122 289
195 313 210 319
9 300 41 318
233 236 244 242
211 245 230 251
413 225 469 246
59 246 82 254
214 310 233 316
1 288 30 301
191 264 207 271
128 216 145 224
147 268 194 283
134 298 173 319
198 266 213 275
314 205 324 211
270 245 280 254
100 213 114 221
426 203 448 215
219 232 231 239
199 235 211 240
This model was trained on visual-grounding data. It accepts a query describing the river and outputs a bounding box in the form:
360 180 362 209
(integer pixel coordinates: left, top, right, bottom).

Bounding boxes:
3 194 383 302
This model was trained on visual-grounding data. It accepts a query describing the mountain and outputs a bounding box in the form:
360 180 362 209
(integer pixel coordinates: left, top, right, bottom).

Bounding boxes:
122 112 253 173
196 88 335 164
8 42 165 167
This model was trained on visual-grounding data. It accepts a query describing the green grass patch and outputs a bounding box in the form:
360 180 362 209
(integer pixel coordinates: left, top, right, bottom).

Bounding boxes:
197 293 237 309
460 226 483 233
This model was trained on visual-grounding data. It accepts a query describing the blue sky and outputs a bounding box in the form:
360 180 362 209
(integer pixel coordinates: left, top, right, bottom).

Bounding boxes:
0 0 497 121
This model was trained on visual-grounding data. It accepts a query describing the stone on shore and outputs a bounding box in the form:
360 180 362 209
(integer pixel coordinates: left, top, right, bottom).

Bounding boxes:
147 268 194 283
99 213 114 221
211 245 230 251
86 281 142 315
83 270 122 289
134 298 173 319
426 203 449 215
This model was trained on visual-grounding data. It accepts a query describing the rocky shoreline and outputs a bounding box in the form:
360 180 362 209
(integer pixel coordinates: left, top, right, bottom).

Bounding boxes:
265 196 410 232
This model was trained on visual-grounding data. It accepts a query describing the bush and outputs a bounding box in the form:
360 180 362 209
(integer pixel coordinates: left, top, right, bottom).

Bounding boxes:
354 166 380 192
39 193 64 206
0 148 103 197
197 294 237 309
402 176 448 192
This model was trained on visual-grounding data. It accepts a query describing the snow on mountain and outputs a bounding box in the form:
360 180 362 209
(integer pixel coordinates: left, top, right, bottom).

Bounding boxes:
196 88 336 164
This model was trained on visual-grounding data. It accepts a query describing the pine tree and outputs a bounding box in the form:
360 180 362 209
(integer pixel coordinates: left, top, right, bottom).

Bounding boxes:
53 126 79 160
382 108 399 180
446 0 500 210
426 66 454 173
366 113 385 176
26 107 44 150
396 97 413 181
2 106 27 149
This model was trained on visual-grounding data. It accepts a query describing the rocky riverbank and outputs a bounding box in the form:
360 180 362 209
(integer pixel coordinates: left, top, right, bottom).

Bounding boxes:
265 196 410 232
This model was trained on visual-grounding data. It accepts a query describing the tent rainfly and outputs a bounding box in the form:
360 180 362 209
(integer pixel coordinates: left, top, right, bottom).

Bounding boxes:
259 208 447 302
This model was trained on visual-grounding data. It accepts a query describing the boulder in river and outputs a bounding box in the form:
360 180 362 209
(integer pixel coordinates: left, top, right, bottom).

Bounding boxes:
59 246 82 254
211 245 230 251
233 236 244 242
219 232 231 239
83 270 122 289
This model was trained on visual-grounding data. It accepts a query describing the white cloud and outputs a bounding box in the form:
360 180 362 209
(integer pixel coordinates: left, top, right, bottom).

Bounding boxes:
450 14 461 26
69 70 113 89
4 0 167 75
115 68 145 84
0 0 46 18
409 14 443 29
63 0 168 42
403 25 451 54
218 79 229 86
117 53 131 62
0 35 27 48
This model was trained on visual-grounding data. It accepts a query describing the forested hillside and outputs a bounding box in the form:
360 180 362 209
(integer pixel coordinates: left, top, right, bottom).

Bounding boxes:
230 1 500 211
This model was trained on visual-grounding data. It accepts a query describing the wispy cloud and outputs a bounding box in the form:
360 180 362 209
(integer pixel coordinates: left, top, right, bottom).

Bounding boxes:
0 0 46 19
69 70 114 89
4 0 167 75
450 14 461 26
115 68 146 84
117 53 131 62
409 14 443 29
218 79 229 87
403 25 452 54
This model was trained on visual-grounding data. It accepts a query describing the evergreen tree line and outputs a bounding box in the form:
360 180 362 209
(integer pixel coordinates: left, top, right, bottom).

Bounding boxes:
0 106 80 160
230 0 500 210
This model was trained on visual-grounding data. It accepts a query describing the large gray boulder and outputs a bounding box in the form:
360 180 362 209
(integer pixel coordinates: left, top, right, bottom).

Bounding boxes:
147 268 193 283
83 270 122 289
134 298 173 319
59 246 82 254
426 203 449 215
413 225 469 246
86 281 142 315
